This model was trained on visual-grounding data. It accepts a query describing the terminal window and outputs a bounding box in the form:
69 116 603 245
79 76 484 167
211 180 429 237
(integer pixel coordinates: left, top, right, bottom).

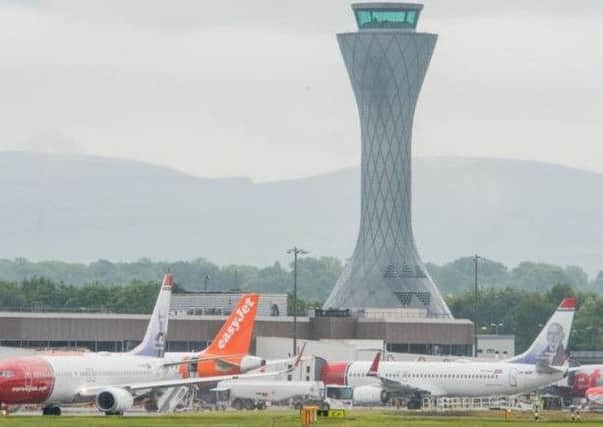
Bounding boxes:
355 9 418 29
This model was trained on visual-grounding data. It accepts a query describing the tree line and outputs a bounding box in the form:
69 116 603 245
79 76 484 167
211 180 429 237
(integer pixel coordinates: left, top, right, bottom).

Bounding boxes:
1 256 602 353
446 283 603 352
1 256 602 303
0 277 601 353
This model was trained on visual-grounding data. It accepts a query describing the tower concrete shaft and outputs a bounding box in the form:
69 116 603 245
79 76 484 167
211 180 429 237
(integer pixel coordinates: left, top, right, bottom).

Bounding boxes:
324 3 451 318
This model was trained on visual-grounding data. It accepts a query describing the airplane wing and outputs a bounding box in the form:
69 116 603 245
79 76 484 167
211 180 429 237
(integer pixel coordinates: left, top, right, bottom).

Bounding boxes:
367 352 445 397
160 353 248 368
77 362 295 397
162 353 302 371
77 344 306 397
377 376 446 396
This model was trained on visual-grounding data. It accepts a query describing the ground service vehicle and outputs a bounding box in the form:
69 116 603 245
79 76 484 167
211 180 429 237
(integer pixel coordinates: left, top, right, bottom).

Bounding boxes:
214 380 353 411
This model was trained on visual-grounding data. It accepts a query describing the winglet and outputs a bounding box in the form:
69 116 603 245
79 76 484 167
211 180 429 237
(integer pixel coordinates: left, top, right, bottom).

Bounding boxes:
294 343 306 369
559 297 577 310
368 351 381 376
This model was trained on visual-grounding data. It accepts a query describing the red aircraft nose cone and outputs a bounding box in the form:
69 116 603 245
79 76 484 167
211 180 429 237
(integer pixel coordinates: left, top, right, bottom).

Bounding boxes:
586 387 603 405
0 358 54 404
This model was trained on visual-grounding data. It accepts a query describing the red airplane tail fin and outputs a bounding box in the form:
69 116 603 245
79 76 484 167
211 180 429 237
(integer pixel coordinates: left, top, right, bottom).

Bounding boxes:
367 351 381 376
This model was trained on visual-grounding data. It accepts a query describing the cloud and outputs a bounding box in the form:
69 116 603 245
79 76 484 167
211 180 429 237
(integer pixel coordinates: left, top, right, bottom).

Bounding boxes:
0 1 602 180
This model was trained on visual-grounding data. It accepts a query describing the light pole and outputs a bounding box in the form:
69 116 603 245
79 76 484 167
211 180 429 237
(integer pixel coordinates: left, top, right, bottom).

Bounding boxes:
204 275 210 292
473 254 480 357
287 247 308 356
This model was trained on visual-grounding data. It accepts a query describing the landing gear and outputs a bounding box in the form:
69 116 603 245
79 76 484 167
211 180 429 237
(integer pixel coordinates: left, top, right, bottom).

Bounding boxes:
407 393 423 410
144 399 159 412
42 405 61 416
232 398 243 410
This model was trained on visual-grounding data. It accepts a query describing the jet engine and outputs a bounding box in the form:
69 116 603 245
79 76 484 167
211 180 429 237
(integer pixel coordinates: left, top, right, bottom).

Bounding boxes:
353 385 389 405
240 355 266 372
96 387 134 414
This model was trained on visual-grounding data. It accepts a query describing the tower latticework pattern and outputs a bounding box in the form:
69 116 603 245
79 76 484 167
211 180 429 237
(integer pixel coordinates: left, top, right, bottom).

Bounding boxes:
324 29 452 318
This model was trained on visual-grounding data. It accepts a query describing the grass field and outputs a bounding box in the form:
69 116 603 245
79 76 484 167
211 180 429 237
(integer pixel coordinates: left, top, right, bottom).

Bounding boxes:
0 410 602 427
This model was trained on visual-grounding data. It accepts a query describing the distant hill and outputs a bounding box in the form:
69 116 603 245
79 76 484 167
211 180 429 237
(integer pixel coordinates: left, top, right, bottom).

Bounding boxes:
1 151 602 275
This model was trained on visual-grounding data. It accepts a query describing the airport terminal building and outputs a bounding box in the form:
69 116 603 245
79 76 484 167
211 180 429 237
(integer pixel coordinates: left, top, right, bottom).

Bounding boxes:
0 308 474 357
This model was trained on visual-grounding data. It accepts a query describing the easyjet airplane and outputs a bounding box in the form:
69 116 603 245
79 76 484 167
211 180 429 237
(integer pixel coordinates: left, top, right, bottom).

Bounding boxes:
0 274 286 415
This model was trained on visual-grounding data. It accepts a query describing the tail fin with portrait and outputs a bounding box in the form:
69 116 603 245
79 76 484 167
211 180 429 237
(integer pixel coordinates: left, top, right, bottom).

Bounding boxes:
129 273 173 357
508 297 576 367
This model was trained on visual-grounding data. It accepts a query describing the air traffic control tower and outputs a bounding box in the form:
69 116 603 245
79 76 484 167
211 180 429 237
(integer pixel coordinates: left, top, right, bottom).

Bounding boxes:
324 3 452 318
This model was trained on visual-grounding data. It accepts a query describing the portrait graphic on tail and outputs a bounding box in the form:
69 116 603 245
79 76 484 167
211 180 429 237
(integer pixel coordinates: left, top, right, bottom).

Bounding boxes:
153 314 167 358
538 322 566 366
510 297 576 367
130 273 173 358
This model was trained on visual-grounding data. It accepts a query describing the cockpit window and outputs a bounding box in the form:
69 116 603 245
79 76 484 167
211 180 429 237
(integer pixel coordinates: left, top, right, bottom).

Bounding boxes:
0 370 14 377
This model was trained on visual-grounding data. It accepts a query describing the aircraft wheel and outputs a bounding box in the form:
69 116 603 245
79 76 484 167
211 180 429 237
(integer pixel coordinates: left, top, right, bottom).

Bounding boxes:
42 405 61 416
232 399 243 410
407 395 423 410
144 399 159 412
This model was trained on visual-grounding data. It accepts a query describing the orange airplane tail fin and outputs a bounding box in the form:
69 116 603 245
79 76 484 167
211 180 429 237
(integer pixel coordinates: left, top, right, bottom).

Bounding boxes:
204 293 259 356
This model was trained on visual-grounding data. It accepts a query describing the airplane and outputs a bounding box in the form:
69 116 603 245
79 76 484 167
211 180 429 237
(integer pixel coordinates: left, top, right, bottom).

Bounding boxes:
143 288 266 411
548 364 602 399
585 386 603 406
319 297 577 408
0 274 291 415
552 365 603 407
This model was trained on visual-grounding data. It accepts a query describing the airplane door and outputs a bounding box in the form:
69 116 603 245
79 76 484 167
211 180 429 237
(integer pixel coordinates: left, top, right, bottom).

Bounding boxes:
509 368 518 388
401 371 410 383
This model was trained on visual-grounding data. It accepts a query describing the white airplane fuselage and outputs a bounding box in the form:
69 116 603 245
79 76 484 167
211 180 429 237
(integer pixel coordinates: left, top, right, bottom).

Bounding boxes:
0 352 176 405
344 360 564 397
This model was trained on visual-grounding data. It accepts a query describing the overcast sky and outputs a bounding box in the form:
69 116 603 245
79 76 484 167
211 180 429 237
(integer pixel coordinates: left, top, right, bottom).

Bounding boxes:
1 0 602 181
